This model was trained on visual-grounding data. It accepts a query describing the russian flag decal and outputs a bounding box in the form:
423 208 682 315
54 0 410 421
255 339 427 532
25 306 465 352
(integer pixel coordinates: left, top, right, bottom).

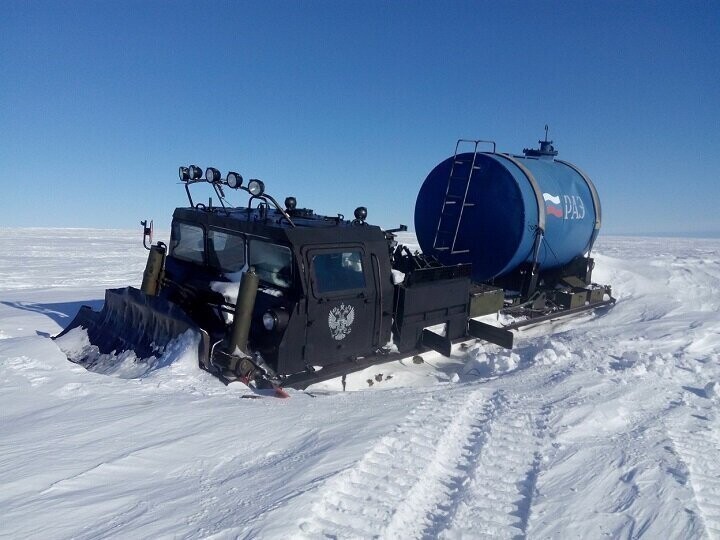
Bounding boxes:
543 193 563 218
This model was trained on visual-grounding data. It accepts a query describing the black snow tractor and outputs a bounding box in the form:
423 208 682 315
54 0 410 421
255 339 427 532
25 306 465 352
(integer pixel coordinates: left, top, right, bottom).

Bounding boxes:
55 143 614 395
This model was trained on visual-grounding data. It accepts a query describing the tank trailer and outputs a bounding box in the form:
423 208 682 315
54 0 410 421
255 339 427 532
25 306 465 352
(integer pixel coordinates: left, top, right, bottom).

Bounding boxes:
55 134 614 395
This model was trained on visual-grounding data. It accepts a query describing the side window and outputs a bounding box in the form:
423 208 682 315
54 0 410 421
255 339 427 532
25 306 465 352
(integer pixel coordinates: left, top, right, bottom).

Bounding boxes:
312 251 366 294
208 230 245 272
249 240 292 288
170 222 205 264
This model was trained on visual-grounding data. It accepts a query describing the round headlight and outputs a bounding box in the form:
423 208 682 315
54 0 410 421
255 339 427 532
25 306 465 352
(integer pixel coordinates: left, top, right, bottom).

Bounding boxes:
262 311 277 331
248 179 265 196
227 171 243 189
179 166 190 181
188 165 203 180
205 167 221 183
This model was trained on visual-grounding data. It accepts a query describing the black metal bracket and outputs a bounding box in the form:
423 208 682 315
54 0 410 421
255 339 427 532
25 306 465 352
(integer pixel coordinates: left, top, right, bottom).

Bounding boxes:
468 319 514 349
421 328 452 357
141 219 153 250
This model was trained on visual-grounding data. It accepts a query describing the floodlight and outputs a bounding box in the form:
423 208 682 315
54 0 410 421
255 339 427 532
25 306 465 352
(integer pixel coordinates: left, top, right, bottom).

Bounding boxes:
226 171 243 189
248 179 265 197
178 166 190 181
205 167 221 183
188 165 203 180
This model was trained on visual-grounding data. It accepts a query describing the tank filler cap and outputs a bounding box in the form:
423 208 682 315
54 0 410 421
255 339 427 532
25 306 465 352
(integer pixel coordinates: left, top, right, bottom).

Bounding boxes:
523 125 559 158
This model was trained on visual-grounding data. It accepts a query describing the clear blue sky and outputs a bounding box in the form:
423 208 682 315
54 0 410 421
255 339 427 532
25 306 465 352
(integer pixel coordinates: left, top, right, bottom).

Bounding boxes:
2 1 718 236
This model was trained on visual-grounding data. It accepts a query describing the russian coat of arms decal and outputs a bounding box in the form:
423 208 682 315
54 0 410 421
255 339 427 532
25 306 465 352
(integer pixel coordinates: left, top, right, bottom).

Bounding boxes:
328 303 355 341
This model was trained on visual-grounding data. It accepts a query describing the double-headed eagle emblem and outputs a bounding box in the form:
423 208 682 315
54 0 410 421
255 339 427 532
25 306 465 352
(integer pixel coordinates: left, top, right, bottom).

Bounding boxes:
328 303 355 341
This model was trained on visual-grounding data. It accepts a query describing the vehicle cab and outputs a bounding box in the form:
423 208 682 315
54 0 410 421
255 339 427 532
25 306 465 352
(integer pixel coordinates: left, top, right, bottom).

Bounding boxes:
163 201 394 376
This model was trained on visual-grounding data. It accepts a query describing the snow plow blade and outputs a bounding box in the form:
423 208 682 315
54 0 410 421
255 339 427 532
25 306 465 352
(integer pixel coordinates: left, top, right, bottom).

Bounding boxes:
53 287 210 368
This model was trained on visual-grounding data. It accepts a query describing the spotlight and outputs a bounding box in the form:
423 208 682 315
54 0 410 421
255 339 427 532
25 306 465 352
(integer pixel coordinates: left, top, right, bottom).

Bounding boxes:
354 207 368 221
205 167 221 183
226 171 243 189
188 165 203 180
178 166 190 182
248 179 265 197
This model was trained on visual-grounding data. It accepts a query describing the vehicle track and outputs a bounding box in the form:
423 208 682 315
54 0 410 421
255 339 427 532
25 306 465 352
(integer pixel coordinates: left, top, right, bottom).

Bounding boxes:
435 395 550 539
668 415 720 539
296 387 502 539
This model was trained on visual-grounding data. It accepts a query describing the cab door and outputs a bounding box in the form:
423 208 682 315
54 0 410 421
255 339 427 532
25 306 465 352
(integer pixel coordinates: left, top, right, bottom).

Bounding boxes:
303 246 377 365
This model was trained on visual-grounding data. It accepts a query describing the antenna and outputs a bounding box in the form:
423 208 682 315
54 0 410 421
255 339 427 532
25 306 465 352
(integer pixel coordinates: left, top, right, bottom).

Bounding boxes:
544 124 549 142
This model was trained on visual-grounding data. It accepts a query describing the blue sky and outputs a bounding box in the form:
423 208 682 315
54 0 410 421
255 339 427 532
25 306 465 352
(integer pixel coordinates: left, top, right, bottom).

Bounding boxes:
2 1 718 236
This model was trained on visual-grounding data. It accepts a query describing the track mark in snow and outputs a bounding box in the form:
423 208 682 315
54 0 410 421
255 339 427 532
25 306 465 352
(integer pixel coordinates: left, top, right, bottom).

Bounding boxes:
668 417 720 538
297 388 501 539
437 396 550 539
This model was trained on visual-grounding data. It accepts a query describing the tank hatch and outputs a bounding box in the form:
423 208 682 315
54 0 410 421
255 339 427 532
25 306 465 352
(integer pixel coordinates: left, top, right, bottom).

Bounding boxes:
523 125 558 158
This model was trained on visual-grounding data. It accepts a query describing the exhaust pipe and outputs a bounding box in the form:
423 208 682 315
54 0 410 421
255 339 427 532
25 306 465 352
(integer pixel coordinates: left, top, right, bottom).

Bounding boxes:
230 267 259 355
140 243 166 296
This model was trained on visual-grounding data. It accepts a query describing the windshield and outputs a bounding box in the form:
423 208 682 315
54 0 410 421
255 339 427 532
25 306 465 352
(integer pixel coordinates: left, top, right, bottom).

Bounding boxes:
249 239 292 288
170 222 204 264
208 229 245 272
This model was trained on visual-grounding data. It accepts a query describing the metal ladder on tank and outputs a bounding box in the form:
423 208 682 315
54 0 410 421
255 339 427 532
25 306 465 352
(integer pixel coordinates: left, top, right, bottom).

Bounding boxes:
432 139 496 254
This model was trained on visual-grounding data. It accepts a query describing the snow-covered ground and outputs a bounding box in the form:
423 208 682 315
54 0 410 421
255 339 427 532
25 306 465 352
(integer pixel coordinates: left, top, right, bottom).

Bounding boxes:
1 228 719 539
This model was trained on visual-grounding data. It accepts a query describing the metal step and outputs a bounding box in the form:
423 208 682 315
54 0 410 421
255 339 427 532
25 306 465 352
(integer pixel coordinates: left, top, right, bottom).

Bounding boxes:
442 195 475 207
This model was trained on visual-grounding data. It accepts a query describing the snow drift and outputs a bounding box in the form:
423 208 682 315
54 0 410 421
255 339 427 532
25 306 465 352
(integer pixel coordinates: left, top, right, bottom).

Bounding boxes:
0 229 718 538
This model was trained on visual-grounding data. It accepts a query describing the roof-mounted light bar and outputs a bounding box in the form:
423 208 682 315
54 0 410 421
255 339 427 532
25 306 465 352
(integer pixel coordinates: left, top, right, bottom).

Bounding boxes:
178 164 248 190
176 165 294 227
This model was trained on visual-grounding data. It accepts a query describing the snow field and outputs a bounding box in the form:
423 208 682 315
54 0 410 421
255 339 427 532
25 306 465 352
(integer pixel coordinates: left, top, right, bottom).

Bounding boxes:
1 229 719 539
667 412 720 536
298 388 498 538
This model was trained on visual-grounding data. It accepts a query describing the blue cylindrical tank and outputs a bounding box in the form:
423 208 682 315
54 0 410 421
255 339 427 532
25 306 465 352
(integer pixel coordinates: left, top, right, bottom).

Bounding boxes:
414 145 601 282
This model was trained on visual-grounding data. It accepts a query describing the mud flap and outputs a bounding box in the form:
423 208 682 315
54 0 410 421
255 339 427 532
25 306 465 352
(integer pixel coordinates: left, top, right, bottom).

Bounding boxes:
53 287 210 368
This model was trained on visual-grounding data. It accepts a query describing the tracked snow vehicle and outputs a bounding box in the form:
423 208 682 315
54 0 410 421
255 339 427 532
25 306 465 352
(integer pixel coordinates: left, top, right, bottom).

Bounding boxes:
55 135 614 394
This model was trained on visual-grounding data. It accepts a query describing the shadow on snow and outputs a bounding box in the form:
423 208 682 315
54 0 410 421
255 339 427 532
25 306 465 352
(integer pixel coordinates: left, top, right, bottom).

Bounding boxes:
1 299 104 334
